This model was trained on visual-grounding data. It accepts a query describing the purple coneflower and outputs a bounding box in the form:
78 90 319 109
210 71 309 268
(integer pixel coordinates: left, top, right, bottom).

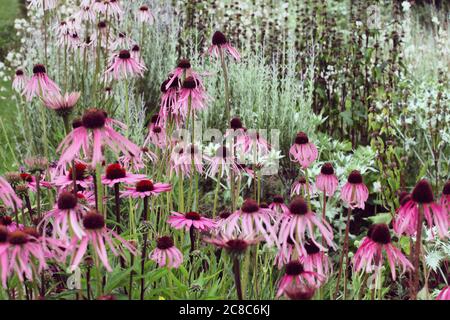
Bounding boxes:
42 92 80 117
436 286 450 300
300 240 332 278
149 236 183 268
278 197 335 255
68 211 136 272
289 132 318 169
106 49 146 80
291 176 315 197
440 180 450 214
136 5 154 24
121 179 171 199
57 109 143 169
353 223 413 280
167 211 216 232
341 170 369 209
315 163 338 197
23 64 60 101
393 179 447 238
206 146 239 178
276 260 325 298
12 69 28 93
176 76 208 119
53 162 93 190
0 177 22 209
166 59 203 90
207 31 241 61
224 199 277 246
101 163 145 187
269 195 290 215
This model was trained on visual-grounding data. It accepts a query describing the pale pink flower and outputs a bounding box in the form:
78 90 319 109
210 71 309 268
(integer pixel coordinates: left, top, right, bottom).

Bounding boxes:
203 233 260 256
289 132 318 169
150 236 183 268
103 0 123 17
440 181 450 214
73 5 96 23
144 124 167 149
101 163 145 187
165 59 203 90
170 143 206 178
207 31 241 61
40 191 88 242
42 92 80 115
121 179 171 199
23 64 60 101
118 146 157 172
205 146 239 178
105 49 146 80
167 211 216 232
110 32 133 51
57 109 143 169
136 5 154 24
269 195 290 215
340 170 369 210
159 77 181 127
276 261 325 298
68 211 136 272
19 172 52 193
176 76 208 119
353 224 413 280
291 176 316 197
0 216 22 232
278 197 335 256
300 241 332 278
0 177 22 209
12 69 28 93
224 199 277 246
315 163 338 197
393 179 448 238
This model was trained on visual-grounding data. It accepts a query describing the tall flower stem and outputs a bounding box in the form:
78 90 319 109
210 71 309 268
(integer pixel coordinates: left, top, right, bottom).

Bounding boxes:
212 171 221 218
334 206 352 300
113 183 121 233
232 257 243 300
178 171 184 213
35 173 41 220
321 191 327 247
412 205 424 300
219 47 231 123
140 196 149 300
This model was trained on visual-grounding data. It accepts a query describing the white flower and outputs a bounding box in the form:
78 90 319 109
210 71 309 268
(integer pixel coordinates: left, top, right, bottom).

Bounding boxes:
401 1 411 12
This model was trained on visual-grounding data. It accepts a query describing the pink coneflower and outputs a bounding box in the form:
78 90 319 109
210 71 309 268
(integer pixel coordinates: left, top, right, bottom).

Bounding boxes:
68 211 136 272
28 0 57 10
12 69 28 93
276 261 325 298
7 230 47 285
149 236 183 268
275 236 295 269
57 109 143 169
131 44 143 63
340 170 369 209
207 31 241 61
118 146 157 172
224 199 277 246
159 77 180 127
53 162 93 189
175 76 208 119
106 50 146 80
167 211 216 232
110 32 133 52
121 179 171 199
300 240 332 278
393 179 448 238
204 233 260 256
353 224 413 280
41 191 88 241
0 227 10 287
74 5 96 23
23 64 60 101
440 180 450 213
291 176 316 197
42 92 80 116
289 132 318 169
269 195 289 215
144 124 167 149
136 5 154 24
206 146 239 178
241 130 271 156
166 59 203 90
170 143 205 177
101 163 145 187
0 177 22 209
315 163 338 197
214 211 232 232
103 0 123 18
278 197 335 256
436 286 450 300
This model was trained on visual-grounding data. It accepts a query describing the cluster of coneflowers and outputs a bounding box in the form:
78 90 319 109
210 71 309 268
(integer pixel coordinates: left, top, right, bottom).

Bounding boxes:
1 0 449 301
